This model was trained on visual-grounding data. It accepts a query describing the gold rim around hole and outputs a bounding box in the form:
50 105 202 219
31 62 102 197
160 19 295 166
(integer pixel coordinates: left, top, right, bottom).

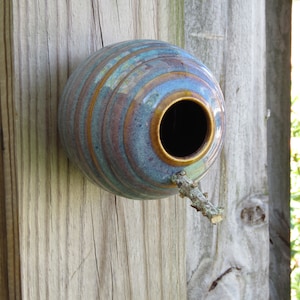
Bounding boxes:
150 93 215 166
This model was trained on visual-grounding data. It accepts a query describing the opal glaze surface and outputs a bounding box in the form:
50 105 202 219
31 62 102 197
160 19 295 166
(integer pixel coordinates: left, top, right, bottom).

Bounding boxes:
58 40 225 199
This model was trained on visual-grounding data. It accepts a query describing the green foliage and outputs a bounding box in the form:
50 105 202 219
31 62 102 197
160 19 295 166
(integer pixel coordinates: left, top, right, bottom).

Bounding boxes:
291 96 300 299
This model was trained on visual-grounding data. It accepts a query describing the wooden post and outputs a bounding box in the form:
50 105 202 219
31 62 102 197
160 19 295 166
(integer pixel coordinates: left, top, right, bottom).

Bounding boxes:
184 0 290 299
0 1 21 299
266 1 291 298
0 0 291 299
3 1 186 299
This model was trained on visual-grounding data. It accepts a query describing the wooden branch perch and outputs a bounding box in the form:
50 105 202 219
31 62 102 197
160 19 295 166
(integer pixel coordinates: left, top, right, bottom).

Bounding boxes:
172 171 224 224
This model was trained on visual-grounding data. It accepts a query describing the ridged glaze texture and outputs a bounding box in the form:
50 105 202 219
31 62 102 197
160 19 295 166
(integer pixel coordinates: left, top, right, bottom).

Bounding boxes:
58 40 225 199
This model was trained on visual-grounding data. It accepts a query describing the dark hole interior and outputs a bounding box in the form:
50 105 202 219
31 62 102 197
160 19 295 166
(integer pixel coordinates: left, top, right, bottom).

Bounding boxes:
160 100 209 157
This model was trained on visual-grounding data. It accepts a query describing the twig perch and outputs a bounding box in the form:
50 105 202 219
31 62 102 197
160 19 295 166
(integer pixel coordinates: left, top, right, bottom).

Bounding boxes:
171 171 224 224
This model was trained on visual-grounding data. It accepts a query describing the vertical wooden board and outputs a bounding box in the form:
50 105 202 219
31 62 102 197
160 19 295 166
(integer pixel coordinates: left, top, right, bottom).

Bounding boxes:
0 3 9 296
185 1 269 299
0 1 21 299
12 0 186 299
266 1 291 299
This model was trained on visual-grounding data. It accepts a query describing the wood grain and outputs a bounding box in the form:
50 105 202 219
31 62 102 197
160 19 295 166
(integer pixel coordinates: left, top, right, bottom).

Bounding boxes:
2 0 291 298
0 1 21 299
11 0 185 299
185 1 270 299
266 1 291 298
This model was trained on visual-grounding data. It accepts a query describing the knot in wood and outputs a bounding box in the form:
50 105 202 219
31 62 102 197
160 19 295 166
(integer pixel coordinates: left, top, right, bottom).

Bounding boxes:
241 205 266 226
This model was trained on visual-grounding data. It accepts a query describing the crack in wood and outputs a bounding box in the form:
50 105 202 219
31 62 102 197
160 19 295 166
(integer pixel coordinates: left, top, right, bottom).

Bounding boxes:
68 249 92 284
208 267 241 292
90 205 101 290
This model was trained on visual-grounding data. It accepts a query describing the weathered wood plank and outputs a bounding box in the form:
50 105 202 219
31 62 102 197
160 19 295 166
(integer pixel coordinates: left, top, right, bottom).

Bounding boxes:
185 1 269 299
4 0 291 298
0 1 21 299
11 0 186 299
266 1 291 299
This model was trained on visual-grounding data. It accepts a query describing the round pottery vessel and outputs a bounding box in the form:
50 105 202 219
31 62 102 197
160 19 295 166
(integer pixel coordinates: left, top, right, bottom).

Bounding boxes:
58 40 225 199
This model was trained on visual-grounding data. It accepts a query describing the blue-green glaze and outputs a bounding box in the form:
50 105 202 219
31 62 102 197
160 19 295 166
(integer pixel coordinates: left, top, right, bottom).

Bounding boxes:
58 40 225 199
